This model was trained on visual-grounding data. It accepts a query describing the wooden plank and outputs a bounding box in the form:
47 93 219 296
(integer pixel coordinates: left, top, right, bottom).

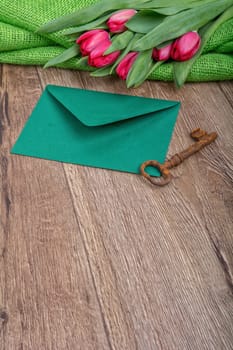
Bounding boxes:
0 65 110 350
37 68 233 349
1 63 232 349
219 81 233 108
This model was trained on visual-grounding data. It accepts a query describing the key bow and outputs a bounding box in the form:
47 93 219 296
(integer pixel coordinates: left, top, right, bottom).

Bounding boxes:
140 128 218 186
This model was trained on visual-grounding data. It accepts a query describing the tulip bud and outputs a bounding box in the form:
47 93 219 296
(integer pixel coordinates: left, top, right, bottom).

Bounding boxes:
171 31 201 61
107 9 137 33
116 52 138 80
88 40 120 68
152 43 173 61
76 29 109 56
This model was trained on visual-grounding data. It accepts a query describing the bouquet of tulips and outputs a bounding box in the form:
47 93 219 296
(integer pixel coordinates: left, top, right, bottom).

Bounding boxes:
39 0 233 87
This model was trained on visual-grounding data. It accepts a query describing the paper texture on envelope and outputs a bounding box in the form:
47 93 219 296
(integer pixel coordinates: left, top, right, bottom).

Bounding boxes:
11 85 180 176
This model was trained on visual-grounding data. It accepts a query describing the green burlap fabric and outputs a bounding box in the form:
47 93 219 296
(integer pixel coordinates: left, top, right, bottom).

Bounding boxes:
0 0 232 82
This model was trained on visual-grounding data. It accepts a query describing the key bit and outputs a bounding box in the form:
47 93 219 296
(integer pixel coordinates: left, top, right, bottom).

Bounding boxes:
140 128 218 186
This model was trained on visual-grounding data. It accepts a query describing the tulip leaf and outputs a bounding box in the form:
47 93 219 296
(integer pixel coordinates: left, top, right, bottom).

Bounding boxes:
62 13 113 35
153 0 223 14
37 0 224 33
76 56 90 69
151 7 189 15
110 33 143 74
173 5 233 87
126 49 153 88
152 0 230 14
147 60 164 76
105 31 134 54
126 10 166 33
156 40 173 49
132 0 233 50
138 0 218 8
37 0 150 33
90 66 113 77
44 44 80 68
67 29 106 42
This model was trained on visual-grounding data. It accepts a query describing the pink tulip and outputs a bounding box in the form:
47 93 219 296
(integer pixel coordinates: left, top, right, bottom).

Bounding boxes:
107 9 137 33
76 29 110 56
152 43 173 61
171 31 201 61
116 52 138 80
88 40 120 68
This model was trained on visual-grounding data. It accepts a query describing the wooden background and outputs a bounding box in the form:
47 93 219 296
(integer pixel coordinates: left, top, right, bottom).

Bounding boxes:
0 63 232 350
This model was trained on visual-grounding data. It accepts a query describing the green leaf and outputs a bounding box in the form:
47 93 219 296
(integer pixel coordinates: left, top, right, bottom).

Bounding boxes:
105 31 134 54
66 28 107 42
143 1 222 16
138 0 218 8
156 40 173 49
147 60 164 76
90 66 113 77
152 0 230 14
44 44 80 68
126 49 153 88
132 0 233 50
151 1 218 16
126 10 166 33
109 33 143 74
37 0 150 33
151 7 188 15
173 5 233 87
76 56 90 69
67 35 79 42
62 13 113 35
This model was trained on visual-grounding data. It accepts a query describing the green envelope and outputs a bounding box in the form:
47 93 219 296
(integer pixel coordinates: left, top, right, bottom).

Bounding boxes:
11 85 180 176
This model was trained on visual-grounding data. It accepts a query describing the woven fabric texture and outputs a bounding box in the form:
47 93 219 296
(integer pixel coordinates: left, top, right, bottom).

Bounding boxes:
0 0 232 82
0 22 53 52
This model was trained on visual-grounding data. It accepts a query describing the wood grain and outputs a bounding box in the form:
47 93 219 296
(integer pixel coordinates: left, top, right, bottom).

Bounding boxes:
0 64 233 350
0 65 110 350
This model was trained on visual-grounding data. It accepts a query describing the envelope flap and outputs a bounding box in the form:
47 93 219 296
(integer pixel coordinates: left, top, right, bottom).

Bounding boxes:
47 85 179 127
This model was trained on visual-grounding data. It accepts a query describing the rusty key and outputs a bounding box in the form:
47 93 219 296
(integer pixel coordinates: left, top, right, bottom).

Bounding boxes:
140 128 218 186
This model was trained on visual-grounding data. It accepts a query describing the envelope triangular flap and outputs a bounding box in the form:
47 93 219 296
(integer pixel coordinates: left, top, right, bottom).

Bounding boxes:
47 85 179 127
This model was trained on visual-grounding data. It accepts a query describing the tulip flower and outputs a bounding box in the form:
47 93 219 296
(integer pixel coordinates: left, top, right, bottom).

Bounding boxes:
116 52 138 80
107 9 137 33
88 40 120 68
152 43 173 61
171 31 201 61
76 29 110 56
